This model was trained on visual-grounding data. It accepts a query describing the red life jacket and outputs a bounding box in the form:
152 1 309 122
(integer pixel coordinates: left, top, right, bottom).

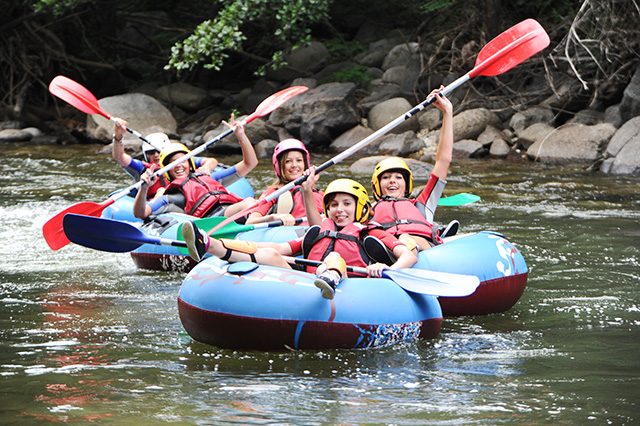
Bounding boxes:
303 219 378 276
372 197 442 244
146 163 167 198
165 172 242 217
266 186 324 218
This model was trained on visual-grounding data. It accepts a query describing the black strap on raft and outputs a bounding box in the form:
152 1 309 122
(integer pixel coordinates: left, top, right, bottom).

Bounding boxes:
141 214 178 235
221 248 256 263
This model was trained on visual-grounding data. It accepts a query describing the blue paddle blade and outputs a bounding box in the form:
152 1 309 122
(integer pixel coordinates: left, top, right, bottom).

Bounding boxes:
382 269 480 297
63 214 160 252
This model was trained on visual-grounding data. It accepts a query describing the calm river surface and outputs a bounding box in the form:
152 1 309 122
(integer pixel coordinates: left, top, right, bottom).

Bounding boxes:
1 142 638 425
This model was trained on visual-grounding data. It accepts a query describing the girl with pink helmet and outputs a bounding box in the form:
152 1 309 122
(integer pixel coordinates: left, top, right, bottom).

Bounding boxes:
245 138 324 225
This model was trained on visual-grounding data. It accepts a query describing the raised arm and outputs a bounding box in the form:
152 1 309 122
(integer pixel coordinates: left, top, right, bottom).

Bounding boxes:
301 166 323 227
430 86 454 181
112 117 133 168
223 114 258 177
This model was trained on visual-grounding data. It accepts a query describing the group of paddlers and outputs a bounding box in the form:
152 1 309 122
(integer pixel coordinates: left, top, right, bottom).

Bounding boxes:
112 86 456 299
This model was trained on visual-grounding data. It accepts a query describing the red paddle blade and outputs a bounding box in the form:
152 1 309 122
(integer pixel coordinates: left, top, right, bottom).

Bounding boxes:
49 76 110 118
470 19 550 78
43 200 113 250
246 85 308 122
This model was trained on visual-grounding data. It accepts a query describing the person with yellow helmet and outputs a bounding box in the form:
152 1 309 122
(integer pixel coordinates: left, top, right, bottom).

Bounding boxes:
112 118 218 199
370 86 457 253
181 168 417 300
245 138 324 226
132 114 258 220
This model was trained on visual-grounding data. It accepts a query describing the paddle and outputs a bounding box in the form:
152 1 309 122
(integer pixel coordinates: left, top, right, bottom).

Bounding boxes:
281 256 479 297
437 192 480 207
43 85 309 250
49 75 155 145
207 18 550 236
62 214 303 253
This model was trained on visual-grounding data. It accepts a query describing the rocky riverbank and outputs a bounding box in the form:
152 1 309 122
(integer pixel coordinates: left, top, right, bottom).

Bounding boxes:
2 35 640 176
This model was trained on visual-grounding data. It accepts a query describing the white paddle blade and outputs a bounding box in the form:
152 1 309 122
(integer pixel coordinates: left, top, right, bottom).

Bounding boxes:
384 269 480 297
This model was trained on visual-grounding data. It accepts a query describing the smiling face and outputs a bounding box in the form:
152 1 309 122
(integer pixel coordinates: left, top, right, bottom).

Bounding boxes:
379 171 407 198
280 150 306 181
167 152 191 180
326 193 357 227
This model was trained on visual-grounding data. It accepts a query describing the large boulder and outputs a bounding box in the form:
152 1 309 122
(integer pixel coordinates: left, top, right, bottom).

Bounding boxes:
601 116 640 175
266 41 330 82
329 125 376 155
270 82 360 148
509 106 555 133
88 93 177 141
526 122 616 164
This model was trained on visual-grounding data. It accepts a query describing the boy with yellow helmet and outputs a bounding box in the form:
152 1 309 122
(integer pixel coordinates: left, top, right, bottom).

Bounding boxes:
133 114 258 221
370 86 457 252
182 167 417 300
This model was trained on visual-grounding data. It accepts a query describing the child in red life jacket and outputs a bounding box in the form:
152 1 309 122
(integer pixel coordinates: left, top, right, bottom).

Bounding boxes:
182 169 417 300
133 114 258 221
245 138 324 227
370 86 457 252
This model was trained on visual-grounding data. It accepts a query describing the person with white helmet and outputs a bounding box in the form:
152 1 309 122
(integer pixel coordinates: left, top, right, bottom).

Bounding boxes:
181 170 417 300
245 138 324 226
369 86 457 254
112 118 218 199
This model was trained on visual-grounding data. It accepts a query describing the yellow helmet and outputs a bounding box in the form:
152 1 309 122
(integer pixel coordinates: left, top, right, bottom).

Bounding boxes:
323 179 371 223
371 157 413 200
159 142 196 181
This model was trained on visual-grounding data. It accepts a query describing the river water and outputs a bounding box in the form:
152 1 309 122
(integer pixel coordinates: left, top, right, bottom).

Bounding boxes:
1 142 638 425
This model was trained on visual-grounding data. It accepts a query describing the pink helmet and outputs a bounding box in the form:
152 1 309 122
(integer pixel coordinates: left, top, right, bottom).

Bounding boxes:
272 138 311 178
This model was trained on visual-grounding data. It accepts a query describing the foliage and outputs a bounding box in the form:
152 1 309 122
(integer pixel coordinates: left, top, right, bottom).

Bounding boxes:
320 64 374 86
165 0 333 74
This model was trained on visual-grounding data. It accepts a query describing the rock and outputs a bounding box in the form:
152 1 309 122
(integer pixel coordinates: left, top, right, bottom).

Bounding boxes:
489 139 511 158
516 123 555 149
356 37 404 68
349 155 433 178
601 116 640 175
88 93 177 141
566 108 604 125
358 84 406 116
0 128 33 142
453 108 502 141
267 41 330 82
604 104 623 128
382 42 419 71
203 117 274 154
269 82 359 147
526 122 616 164
155 82 213 112
620 66 640 123
478 125 511 147
329 125 375 154
453 139 487 158
255 139 279 159
509 106 555 133
368 97 419 134
378 131 424 156
418 108 443 132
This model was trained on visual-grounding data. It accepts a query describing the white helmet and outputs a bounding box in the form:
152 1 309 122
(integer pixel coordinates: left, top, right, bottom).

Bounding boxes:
142 133 170 161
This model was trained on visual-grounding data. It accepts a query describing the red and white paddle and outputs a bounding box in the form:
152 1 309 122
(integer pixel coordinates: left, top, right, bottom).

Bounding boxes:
207 18 550 236
43 82 308 250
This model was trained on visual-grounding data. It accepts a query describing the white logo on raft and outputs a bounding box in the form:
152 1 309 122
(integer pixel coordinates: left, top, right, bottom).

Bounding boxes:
489 234 518 276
